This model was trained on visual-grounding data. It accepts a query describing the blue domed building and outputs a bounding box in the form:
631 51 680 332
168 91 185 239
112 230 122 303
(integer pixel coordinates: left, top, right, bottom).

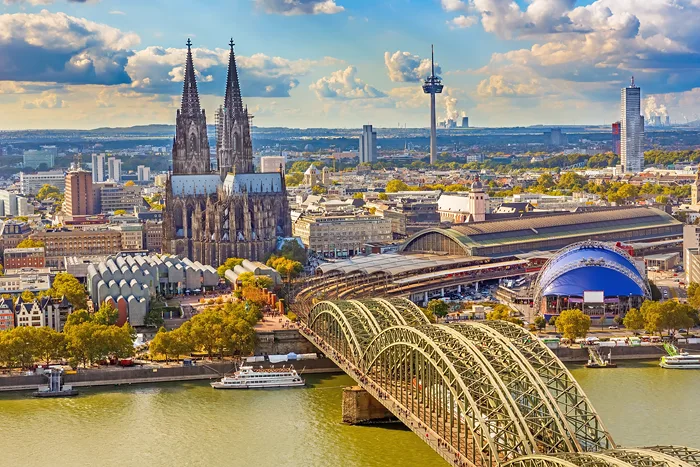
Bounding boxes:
534 241 650 324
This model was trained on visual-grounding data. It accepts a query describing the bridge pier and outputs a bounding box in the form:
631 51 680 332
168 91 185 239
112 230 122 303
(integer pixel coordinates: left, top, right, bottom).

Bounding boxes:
342 386 395 425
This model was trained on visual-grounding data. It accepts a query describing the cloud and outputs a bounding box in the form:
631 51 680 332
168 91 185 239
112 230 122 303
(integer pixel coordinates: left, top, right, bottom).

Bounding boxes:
23 91 65 109
109 10 125 15
4 0 97 5
254 0 344 16
449 15 478 29
477 75 540 98
0 10 139 85
441 0 470 12
384 51 441 83
126 46 330 98
310 66 385 99
462 0 700 105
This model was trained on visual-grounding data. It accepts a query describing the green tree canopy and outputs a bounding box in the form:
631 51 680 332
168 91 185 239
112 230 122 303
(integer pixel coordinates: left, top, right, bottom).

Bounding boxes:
94 301 119 326
486 304 524 325
555 309 591 340
426 299 450 318
385 179 409 193
50 272 87 310
36 184 61 201
622 307 645 332
16 238 45 249
217 257 245 278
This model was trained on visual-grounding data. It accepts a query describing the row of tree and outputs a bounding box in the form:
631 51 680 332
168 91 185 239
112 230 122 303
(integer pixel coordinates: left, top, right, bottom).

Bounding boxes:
149 301 260 361
622 301 695 335
0 303 134 371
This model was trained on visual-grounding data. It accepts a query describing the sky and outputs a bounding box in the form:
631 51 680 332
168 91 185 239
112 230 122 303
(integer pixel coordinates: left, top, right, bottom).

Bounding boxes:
0 0 699 130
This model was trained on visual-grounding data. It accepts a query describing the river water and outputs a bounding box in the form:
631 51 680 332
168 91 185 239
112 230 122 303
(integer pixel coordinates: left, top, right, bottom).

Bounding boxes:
1 361 699 467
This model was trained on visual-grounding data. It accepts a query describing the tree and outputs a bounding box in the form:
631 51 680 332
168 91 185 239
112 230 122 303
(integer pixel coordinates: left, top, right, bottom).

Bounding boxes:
51 272 87 310
536 173 555 190
352 192 364 199
20 290 35 302
385 179 409 193
65 309 90 329
285 172 303 186
34 327 66 366
534 316 546 331
217 257 244 278
486 304 524 325
623 307 645 332
277 240 307 264
124 181 135 187
378 193 389 201
36 184 61 201
555 309 591 340
548 315 557 328
144 309 165 328
311 185 327 195
655 195 669 204
114 209 127 215
149 327 174 361
237 272 256 289
94 301 119 326
4 326 39 369
688 282 700 309
267 255 303 283
426 299 450 318
16 238 45 249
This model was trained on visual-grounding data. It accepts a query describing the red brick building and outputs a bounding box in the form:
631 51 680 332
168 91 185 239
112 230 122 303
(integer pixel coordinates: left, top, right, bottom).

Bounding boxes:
3 247 46 269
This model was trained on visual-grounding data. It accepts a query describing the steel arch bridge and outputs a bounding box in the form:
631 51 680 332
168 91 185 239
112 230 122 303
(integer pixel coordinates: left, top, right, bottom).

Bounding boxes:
298 298 699 467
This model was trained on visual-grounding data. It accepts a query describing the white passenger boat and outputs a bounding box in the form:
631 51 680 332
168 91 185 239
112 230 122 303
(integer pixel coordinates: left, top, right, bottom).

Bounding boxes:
660 353 700 369
210 366 305 389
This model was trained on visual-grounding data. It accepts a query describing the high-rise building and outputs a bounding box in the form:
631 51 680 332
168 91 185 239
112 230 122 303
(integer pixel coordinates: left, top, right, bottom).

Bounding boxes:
64 169 95 217
422 45 443 165
260 156 286 173
22 146 57 170
91 153 106 183
621 78 644 173
358 125 377 164
0 190 33 217
107 157 122 182
612 122 621 155
137 165 151 182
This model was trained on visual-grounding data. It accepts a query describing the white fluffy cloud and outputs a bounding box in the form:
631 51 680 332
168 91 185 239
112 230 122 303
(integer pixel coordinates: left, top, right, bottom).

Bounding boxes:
0 10 139 85
23 91 66 109
449 15 478 29
254 0 344 15
126 45 332 98
310 66 385 99
384 51 441 82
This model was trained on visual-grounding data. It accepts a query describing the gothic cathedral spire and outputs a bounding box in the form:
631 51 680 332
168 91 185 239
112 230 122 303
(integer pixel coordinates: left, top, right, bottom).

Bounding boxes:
216 38 254 178
224 39 244 117
173 38 211 175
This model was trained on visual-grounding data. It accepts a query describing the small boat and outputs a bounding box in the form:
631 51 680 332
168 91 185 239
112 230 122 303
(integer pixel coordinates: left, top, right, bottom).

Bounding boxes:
660 353 700 369
210 365 305 389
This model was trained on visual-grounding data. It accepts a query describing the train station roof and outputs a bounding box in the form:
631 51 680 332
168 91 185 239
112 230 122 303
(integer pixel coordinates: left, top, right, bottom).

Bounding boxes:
315 253 486 277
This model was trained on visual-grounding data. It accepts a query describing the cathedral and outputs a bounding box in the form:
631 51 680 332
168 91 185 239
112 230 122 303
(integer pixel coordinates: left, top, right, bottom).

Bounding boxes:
162 39 292 266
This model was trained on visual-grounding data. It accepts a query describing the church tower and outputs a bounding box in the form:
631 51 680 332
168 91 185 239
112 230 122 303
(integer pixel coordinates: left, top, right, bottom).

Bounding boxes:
216 39 254 178
172 39 211 175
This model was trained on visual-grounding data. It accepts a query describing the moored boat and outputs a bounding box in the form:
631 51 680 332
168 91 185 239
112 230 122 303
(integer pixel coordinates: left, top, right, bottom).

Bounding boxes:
660 353 700 369
211 366 305 389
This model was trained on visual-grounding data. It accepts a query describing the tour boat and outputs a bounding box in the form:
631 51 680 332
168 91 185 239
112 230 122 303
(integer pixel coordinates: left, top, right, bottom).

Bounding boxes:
210 366 305 389
660 353 700 369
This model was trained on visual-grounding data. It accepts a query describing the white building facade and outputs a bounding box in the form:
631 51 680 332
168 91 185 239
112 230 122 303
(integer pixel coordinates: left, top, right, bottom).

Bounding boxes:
107 157 122 182
92 153 106 183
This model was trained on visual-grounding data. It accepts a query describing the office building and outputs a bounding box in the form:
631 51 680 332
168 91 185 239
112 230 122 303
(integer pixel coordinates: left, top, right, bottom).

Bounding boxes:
22 146 57 170
91 153 106 183
4 247 46 269
119 223 144 251
293 214 392 257
64 169 95 217
359 124 377 164
31 228 123 268
107 157 122 182
621 78 644 173
137 165 151 182
99 184 143 213
20 171 65 196
144 220 163 252
612 122 621 155
260 156 286 173
0 190 33 217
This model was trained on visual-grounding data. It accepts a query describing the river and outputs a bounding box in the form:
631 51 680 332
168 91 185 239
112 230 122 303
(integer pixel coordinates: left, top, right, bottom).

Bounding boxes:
1 361 699 467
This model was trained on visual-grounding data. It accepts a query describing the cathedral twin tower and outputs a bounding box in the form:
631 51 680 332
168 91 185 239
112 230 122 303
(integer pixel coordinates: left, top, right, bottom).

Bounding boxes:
163 39 292 266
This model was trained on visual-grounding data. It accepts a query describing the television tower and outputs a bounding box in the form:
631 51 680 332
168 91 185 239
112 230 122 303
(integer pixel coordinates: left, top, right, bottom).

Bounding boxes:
422 45 443 165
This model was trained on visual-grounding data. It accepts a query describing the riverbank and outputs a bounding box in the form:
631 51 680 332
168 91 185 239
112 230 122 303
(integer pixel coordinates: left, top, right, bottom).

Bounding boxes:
553 343 700 362
0 357 341 393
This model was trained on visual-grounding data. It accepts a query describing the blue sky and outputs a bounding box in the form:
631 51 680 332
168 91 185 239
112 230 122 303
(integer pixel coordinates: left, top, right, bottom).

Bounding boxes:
0 0 699 129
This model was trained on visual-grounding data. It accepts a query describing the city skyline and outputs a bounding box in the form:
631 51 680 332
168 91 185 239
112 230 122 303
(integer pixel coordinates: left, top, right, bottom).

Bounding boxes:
0 0 699 130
